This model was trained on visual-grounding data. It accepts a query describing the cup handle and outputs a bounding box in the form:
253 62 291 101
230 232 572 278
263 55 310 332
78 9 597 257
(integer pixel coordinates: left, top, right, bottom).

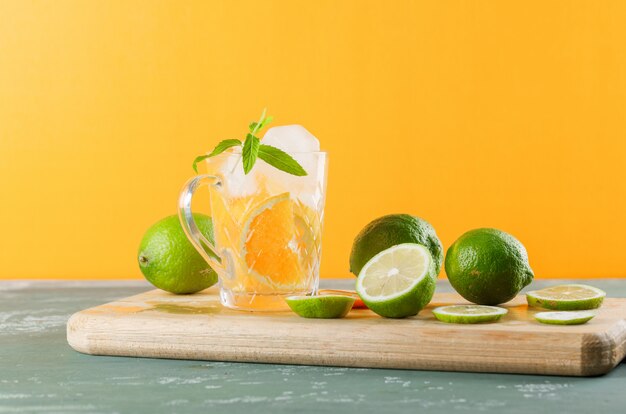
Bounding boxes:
178 175 222 266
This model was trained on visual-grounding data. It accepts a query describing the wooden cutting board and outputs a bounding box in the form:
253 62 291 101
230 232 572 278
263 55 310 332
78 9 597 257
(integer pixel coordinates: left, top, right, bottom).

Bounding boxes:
66 287 626 377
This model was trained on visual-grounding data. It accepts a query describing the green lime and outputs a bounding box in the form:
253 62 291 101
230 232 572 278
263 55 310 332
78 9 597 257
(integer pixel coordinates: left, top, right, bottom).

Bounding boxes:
445 228 533 305
350 214 443 278
432 305 508 324
356 243 436 318
285 295 355 318
534 311 595 325
138 214 218 294
526 284 605 310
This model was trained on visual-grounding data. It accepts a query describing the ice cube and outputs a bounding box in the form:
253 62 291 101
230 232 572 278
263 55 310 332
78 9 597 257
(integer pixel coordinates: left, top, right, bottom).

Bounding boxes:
261 125 320 153
257 125 326 209
261 125 321 185
216 150 259 197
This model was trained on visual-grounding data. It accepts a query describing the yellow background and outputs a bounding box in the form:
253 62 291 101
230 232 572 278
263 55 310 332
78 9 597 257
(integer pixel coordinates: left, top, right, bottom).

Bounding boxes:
1 0 625 280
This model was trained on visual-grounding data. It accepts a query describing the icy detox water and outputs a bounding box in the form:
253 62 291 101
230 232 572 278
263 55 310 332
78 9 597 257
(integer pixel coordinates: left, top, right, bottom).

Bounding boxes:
205 126 328 311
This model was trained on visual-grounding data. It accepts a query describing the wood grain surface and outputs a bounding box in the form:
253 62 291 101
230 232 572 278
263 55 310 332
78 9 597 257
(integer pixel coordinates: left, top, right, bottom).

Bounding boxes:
66 287 626 377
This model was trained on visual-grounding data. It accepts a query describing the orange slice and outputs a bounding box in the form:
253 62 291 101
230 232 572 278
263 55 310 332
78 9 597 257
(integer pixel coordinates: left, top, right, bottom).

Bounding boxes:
241 193 302 287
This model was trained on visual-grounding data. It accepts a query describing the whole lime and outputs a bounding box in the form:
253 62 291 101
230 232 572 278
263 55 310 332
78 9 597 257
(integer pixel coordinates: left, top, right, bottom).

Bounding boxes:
138 214 218 294
445 228 534 305
350 214 443 278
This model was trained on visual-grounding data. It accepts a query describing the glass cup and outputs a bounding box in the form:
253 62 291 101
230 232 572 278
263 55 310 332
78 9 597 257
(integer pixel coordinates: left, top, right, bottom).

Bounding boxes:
179 151 327 311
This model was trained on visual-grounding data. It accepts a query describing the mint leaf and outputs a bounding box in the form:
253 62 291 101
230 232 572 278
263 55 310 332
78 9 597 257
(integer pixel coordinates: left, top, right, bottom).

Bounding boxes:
258 144 307 176
242 133 260 174
192 155 211 173
192 139 241 172
249 115 274 134
208 139 241 156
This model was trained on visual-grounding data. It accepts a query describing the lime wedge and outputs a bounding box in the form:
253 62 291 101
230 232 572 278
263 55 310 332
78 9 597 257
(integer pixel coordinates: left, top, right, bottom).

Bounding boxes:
285 295 355 319
432 305 508 324
534 311 595 325
318 289 367 309
356 243 436 318
526 284 605 310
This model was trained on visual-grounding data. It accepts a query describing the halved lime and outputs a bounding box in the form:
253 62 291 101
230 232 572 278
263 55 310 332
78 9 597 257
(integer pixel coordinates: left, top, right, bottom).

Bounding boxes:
534 311 595 325
356 243 436 318
432 305 508 324
285 295 355 319
526 284 605 310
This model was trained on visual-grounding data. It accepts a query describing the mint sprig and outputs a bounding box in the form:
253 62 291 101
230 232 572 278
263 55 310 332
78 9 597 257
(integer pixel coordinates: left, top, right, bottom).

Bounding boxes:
192 109 308 176
258 144 307 176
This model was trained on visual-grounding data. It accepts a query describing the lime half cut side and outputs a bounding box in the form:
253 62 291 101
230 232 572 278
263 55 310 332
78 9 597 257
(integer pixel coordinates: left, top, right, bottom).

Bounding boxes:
285 295 355 319
526 284 606 310
534 311 595 325
356 243 436 318
432 305 508 324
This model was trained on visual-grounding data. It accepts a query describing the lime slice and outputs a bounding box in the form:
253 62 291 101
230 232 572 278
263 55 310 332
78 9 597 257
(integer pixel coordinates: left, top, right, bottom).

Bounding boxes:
526 284 606 310
432 305 508 324
534 311 595 325
285 295 355 319
356 243 436 318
